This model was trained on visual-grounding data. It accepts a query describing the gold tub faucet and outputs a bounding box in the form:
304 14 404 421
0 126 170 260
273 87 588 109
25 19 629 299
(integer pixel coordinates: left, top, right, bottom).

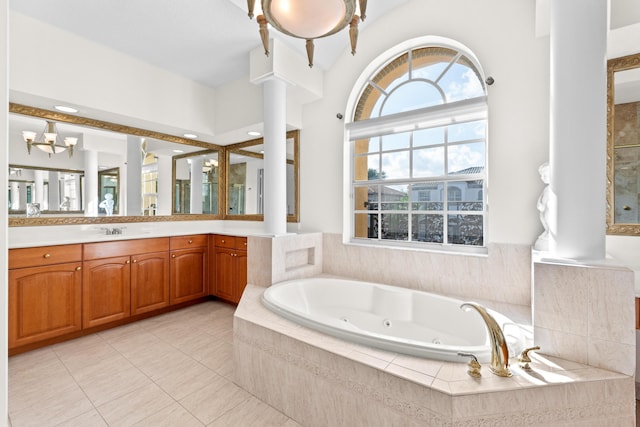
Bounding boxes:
460 302 512 377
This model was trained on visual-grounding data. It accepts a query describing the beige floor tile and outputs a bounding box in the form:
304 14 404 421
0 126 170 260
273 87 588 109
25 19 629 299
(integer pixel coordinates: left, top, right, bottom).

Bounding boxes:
54 339 121 374
9 362 81 414
149 321 206 344
7 301 297 427
179 374 252 425
9 347 63 385
171 329 220 358
96 382 174 426
106 330 166 360
189 337 235 373
97 319 145 341
207 396 295 427
154 358 220 400
131 402 205 427
131 345 195 381
75 359 154 407
65 351 133 382
54 409 109 427
9 377 95 426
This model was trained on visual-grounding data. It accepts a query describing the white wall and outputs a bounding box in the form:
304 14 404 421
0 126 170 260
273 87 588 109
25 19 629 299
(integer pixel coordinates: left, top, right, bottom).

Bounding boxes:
1 0 8 424
299 0 550 246
9 11 217 141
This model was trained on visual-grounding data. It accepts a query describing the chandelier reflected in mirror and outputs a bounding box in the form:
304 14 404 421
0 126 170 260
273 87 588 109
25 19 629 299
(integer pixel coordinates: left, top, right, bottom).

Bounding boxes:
22 120 78 158
247 0 368 68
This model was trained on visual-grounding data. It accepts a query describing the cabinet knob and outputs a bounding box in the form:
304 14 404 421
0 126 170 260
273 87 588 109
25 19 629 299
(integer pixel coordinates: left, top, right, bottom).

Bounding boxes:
244 242 247 246
125 260 130 264
132 259 137 263
43 253 51 259
75 266 82 271
221 239 225 243
188 239 193 244
172 254 176 258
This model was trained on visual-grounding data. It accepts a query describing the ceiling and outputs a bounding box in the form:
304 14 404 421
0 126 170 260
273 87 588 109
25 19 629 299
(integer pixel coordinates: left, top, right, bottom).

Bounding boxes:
10 0 409 89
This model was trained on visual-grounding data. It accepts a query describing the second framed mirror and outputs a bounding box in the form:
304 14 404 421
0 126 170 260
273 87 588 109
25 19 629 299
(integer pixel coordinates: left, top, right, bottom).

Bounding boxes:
225 130 299 222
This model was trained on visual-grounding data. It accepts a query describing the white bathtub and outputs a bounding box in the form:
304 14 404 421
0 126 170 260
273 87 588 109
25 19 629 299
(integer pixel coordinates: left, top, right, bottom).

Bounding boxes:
262 277 526 363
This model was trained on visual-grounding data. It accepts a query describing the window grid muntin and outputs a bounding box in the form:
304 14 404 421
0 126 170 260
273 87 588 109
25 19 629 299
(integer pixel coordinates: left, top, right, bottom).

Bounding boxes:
351 45 486 248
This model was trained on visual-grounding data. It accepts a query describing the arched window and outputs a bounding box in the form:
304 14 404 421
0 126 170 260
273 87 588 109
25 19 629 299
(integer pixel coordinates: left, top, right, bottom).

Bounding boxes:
346 41 487 249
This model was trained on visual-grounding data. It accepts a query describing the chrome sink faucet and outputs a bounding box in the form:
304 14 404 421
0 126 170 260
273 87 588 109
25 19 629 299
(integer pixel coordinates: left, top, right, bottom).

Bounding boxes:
100 227 125 235
460 302 512 377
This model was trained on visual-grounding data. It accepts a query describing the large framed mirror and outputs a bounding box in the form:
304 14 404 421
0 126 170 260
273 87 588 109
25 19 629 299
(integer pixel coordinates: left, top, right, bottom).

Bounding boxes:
225 130 299 222
8 103 223 226
9 165 84 216
607 53 640 235
172 150 222 215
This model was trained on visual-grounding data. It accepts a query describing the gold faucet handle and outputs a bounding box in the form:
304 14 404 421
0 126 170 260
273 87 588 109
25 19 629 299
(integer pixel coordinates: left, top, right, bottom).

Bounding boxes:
458 352 481 378
518 346 540 370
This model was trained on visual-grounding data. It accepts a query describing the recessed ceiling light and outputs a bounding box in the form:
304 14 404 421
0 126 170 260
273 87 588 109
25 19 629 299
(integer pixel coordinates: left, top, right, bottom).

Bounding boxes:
247 131 261 137
54 105 78 113
183 133 197 139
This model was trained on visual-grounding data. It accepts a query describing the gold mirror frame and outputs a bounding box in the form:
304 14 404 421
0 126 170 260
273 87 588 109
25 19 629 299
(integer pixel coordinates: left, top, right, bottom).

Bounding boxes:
172 149 223 215
606 53 640 235
8 103 224 226
225 130 300 223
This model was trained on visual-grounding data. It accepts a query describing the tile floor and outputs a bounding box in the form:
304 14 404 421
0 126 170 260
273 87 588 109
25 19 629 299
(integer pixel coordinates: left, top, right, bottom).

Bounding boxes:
8 300 301 426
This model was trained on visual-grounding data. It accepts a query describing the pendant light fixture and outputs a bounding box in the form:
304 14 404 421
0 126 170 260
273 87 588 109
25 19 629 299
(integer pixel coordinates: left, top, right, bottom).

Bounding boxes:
22 120 78 158
247 0 368 68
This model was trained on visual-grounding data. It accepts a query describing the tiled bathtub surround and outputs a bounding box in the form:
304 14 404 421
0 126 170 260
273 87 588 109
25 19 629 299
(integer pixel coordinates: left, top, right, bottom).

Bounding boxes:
235 285 635 426
533 257 636 376
248 233 323 286
322 234 532 306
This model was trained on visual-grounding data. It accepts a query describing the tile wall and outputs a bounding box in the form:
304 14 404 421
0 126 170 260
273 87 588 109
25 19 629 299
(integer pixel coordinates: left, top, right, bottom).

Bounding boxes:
533 257 636 376
322 233 532 306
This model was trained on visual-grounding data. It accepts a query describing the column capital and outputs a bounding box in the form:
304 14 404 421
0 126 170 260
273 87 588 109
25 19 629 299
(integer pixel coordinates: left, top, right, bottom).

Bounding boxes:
250 38 323 102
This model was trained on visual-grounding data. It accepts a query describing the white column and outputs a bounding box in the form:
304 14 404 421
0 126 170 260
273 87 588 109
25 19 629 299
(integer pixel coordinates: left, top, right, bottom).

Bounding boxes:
548 0 607 260
17 182 28 210
34 170 45 205
263 77 287 235
48 171 60 210
190 157 203 214
74 174 82 211
125 136 142 215
84 150 99 216
9 182 19 210
156 155 172 216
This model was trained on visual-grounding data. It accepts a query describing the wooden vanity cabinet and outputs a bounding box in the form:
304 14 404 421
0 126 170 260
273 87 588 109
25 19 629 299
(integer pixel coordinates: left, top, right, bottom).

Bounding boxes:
82 255 131 328
131 251 171 315
213 235 247 304
8 244 83 349
170 234 208 304
83 238 170 328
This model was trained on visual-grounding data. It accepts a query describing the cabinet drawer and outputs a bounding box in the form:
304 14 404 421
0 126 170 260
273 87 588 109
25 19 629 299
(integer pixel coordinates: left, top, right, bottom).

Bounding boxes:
84 238 169 260
215 235 247 250
9 244 83 269
170 234 208 250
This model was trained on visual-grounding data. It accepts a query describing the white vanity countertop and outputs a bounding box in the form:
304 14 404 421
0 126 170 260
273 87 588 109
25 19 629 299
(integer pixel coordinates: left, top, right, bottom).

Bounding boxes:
7 220 294 249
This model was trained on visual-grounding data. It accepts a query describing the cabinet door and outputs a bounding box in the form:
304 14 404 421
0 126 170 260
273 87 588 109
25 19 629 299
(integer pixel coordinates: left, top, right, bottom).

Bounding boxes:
131 251 170 315
83 256 131 328
170 247 207 304
9 262 82 349
233 250 248 303
214 248 236 302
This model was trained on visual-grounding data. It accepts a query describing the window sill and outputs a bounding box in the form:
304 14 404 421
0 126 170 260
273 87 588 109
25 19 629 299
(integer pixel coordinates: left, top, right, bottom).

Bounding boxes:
346 238 489 257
